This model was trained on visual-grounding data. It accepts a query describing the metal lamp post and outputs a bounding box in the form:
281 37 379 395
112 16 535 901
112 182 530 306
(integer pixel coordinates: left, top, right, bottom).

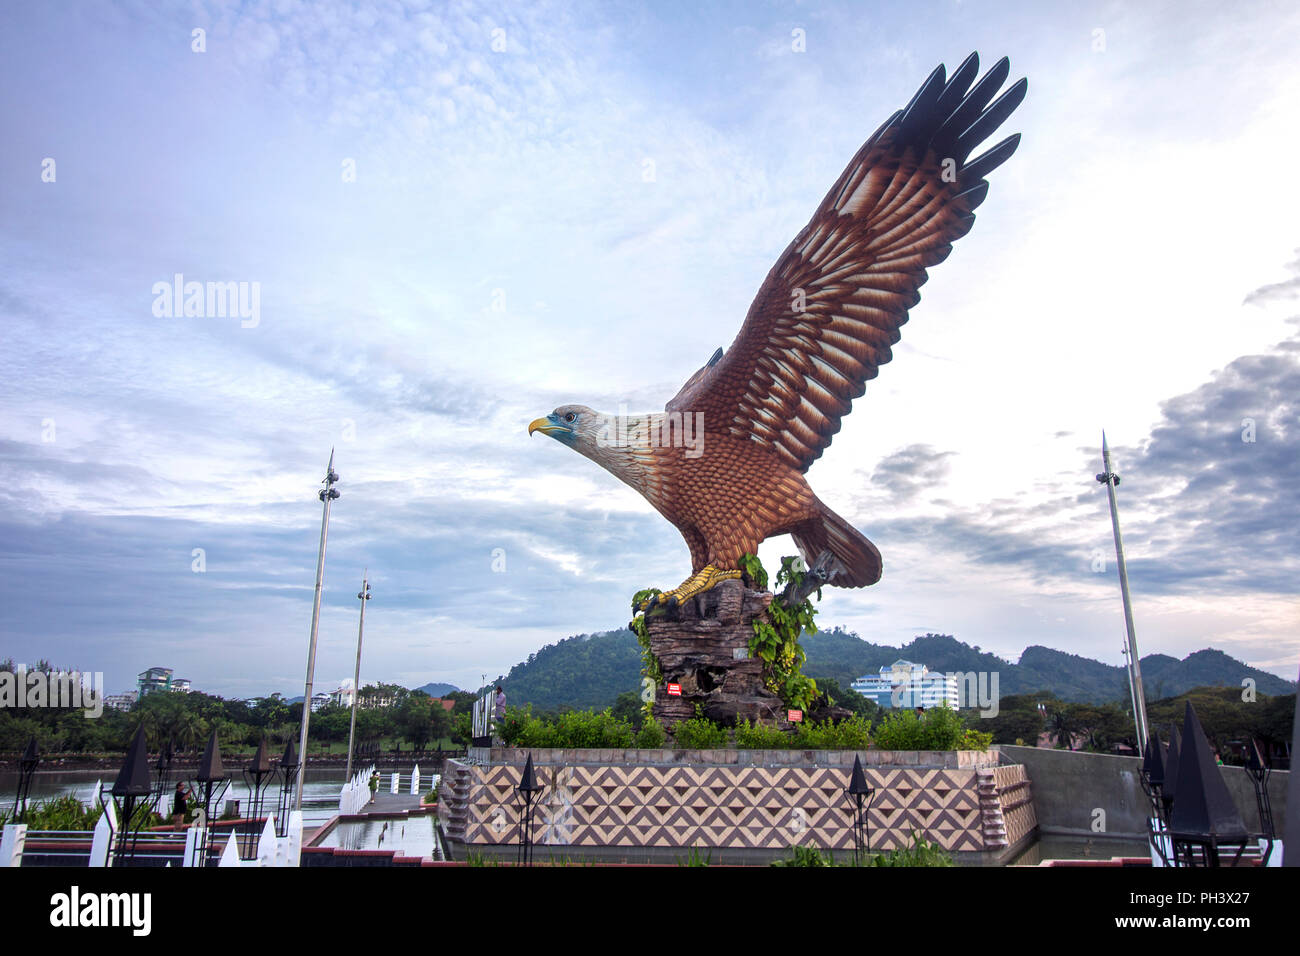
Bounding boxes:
515 754 542 866
9 737 39 823
295 450 340 811
1245 738 1275 865
1096 432 1150 749
192 729 229 866
1167 701 1250 867
276 740 300 837
151 736 176 816
847 754 875 865
1139 732 1169 866
345 572 372 781
101 726 152 866
242 739 276 858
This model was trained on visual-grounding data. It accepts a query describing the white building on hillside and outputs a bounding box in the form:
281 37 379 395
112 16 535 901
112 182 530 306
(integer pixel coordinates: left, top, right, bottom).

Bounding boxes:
851 660 960 710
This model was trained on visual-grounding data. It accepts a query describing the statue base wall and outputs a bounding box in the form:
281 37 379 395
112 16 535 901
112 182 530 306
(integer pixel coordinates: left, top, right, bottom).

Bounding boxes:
645 577 789 729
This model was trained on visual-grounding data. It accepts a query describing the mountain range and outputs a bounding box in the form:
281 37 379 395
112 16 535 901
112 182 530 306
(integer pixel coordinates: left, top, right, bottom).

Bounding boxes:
486 626 1294 711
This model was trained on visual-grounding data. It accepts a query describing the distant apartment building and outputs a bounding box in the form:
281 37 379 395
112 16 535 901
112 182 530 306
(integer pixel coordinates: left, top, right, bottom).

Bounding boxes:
357 687 396 709
105 692 138 712
851 660 960 710
137 666 192 698
310 693 332 712
330 683 355 708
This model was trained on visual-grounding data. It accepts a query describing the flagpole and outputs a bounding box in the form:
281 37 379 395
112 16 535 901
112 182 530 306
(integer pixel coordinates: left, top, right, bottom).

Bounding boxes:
295 449 340 811
345 571 371 781
1097 432 1150 748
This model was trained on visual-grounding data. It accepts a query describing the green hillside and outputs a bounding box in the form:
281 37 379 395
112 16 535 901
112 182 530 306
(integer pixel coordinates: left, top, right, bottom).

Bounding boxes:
490 624 1294 712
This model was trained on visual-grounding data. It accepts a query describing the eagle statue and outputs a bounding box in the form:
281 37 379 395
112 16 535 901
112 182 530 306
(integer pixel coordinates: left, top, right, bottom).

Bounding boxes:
530 53 1027 611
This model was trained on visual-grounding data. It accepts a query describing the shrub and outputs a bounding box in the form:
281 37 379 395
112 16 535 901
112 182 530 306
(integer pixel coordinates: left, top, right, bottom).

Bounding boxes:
873 704 976 751
771 844 835 867
867 831 954 867
918 704 964 750
734 718 789 749
673 717 727 749
498 706 635 749
793 715 872 750
1 795 103 831
871 709 925 750
634 717 666 748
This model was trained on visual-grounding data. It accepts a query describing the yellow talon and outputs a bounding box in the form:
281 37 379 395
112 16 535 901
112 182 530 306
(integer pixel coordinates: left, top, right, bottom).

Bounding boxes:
637 565 742 613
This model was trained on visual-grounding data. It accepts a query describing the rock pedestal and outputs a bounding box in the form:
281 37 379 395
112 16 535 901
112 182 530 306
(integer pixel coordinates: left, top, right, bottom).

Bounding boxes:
647 578 788 729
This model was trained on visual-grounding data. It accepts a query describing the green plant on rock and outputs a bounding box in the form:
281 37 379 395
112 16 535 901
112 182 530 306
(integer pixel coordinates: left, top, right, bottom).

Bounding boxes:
743 554 819 712
629 588 664 720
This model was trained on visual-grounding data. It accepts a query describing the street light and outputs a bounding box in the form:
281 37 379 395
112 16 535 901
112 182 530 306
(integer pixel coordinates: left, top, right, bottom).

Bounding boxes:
276 740 300 838
295 449 340 811
192 729 230 866
101 726 152 866
345 572 372 781
515 753 543 866
846 754 875 865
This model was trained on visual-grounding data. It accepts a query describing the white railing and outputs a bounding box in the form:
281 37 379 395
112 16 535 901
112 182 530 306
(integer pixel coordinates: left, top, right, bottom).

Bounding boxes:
338 764 377 816
3 779 303 869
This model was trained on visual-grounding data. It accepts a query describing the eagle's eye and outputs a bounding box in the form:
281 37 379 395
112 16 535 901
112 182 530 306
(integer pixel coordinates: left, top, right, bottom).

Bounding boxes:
564 412 577 424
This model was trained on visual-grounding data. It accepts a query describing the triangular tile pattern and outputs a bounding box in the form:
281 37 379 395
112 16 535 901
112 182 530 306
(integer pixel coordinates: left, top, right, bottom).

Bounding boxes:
445 758 1032 853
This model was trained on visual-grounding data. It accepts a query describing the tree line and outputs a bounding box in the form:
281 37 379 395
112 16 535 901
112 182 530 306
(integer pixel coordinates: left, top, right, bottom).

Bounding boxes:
0 661 479 756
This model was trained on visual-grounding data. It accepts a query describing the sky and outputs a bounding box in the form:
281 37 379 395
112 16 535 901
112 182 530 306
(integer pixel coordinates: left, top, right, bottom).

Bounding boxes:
1 0 1298 698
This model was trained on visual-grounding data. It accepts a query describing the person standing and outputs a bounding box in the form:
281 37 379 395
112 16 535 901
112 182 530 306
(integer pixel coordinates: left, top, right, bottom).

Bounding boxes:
171 782 188 828
495 686 507 725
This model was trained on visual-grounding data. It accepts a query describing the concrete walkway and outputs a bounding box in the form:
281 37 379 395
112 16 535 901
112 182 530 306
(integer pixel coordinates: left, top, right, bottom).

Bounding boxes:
355 792 426 816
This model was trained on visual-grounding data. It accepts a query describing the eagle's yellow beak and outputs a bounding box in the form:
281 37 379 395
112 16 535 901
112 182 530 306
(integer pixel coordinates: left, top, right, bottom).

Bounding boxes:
528 417 568 436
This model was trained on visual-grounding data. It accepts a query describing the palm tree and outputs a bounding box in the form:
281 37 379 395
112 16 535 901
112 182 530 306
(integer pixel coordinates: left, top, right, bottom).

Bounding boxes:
1049 709 1079 751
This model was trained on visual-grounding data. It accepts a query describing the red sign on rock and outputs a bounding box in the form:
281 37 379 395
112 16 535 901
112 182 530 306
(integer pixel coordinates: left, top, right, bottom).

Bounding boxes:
788 709 803 722
667 683 682 697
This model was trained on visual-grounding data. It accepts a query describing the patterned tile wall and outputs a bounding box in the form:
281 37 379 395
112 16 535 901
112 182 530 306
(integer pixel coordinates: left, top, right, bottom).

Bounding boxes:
442 758 1037 854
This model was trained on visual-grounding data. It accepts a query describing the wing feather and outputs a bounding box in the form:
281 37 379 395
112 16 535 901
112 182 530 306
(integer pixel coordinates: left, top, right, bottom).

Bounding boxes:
667 54 1026 472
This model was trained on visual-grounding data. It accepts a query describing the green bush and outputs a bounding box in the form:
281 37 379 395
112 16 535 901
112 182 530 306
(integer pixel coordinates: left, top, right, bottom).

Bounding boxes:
870 709 924 750
771 844 835 867
634 717 666 748
1 795 104 831
793 715 873 750
873 704 980 751
734 718 790 749
498 706 635 749
673 717 727 749
867 831 954 867
957 728 994 751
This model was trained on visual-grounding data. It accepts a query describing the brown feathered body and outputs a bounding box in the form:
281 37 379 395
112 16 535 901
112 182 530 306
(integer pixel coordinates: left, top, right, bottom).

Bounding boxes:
533 54 1027 590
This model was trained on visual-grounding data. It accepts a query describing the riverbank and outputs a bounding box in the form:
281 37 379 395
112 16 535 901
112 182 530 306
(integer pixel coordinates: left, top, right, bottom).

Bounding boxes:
0 750 466 771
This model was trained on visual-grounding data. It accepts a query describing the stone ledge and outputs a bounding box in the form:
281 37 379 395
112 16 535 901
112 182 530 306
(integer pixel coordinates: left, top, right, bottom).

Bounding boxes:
486 747 1000 769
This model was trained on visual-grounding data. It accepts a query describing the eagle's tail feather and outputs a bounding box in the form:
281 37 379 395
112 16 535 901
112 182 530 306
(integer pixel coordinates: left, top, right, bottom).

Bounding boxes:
793 506 882 588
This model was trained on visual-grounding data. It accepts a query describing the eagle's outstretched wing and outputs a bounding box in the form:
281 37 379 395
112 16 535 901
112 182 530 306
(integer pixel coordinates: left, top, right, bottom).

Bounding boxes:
667 53 1027 473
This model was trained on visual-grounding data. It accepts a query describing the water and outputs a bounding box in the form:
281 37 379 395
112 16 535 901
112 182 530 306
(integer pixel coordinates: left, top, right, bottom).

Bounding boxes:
317 816 442 859
1009 834 1150 866
1 767 346 828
